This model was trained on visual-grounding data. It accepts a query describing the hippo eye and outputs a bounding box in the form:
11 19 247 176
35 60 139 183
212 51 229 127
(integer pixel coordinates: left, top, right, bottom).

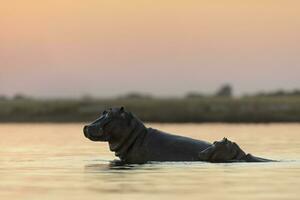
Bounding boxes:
105 111 114 119
102 110 108 115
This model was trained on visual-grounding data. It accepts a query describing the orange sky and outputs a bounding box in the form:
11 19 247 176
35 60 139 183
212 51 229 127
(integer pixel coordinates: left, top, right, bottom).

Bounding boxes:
0 0 300 97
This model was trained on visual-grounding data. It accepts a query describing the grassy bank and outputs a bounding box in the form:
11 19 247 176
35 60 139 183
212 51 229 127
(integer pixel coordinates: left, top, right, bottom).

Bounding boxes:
0 96 300 123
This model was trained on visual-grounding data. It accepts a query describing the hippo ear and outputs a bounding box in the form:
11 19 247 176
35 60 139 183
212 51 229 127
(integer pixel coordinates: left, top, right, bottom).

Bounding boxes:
119 106 125 112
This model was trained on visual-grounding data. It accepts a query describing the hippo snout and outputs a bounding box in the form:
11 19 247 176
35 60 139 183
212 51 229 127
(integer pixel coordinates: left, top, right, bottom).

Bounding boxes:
83 125 89 138
83 123 108 141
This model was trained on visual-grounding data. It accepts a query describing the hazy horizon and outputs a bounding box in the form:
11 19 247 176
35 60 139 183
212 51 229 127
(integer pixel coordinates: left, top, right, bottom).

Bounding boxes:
1 1 300 98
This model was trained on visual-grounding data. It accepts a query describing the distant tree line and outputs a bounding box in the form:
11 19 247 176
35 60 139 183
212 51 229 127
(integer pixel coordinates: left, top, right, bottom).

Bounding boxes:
186 84 233 98
253 89 300 97
1 84 300 101
0 94 300 122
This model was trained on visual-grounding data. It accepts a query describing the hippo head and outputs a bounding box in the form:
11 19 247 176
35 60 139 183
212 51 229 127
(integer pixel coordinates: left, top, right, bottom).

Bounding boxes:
83 107 146 155
83 107 131 142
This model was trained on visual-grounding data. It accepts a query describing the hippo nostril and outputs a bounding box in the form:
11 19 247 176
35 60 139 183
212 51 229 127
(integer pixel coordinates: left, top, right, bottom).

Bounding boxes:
83 126 89 137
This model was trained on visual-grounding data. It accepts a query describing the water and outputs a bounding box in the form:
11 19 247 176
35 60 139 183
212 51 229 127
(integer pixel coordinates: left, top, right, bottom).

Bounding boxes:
1 123 300 200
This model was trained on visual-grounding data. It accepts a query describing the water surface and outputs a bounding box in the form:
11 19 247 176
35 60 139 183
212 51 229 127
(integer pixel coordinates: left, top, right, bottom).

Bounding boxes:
1 123 300 200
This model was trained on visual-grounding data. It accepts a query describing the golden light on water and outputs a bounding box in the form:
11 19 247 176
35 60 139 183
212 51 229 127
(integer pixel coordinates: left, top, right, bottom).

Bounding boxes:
1 123 300 200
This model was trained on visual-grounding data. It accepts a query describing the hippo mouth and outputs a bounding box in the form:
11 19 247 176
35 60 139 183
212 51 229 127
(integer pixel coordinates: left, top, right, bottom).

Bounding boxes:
83 115 111 141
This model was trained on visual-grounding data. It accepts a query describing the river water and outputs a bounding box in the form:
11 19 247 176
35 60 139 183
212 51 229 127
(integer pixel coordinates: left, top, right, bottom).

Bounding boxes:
1 123 299 200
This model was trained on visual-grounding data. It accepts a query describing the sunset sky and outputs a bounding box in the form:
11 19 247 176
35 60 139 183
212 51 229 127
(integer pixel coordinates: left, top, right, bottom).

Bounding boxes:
1 0 300 97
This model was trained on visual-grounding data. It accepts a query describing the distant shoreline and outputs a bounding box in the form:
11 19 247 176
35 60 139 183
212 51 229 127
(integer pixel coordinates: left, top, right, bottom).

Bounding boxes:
1 96 300 123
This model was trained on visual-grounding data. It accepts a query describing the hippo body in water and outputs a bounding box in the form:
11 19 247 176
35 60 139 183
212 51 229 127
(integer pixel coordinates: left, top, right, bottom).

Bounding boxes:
83 107 273 164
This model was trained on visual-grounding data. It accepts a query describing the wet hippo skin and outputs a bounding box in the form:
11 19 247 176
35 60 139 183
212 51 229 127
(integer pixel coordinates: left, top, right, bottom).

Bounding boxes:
83 107 273 164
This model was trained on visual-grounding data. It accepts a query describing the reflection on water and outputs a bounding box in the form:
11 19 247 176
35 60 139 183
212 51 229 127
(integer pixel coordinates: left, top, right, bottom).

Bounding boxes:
0 123 300 200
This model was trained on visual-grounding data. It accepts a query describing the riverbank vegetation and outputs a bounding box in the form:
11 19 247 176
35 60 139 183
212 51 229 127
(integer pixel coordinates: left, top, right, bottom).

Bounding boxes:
1 89 300 123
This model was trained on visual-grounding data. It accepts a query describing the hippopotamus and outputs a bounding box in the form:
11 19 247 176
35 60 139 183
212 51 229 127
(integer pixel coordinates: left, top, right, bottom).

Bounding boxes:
83 107 273 164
